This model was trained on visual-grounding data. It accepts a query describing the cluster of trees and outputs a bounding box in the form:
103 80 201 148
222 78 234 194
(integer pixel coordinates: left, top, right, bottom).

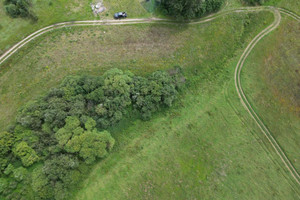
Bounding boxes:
160 0 225 19
4 0 37 20
0 68 184 200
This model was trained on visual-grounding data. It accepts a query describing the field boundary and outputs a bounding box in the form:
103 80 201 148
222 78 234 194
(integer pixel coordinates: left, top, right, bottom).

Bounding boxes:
0 5 299 188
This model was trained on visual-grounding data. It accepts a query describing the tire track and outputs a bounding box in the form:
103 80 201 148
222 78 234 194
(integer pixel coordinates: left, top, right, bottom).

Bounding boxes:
234 7 300 185
0 5 299 188
0 7 267 66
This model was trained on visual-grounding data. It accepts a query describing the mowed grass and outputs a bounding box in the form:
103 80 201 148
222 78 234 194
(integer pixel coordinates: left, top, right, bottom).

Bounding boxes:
241 16 300 171
72 11 300 199
0 0 149 53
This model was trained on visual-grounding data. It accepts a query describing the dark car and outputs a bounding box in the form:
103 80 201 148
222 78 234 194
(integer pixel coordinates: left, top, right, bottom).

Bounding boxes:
114 12 127 19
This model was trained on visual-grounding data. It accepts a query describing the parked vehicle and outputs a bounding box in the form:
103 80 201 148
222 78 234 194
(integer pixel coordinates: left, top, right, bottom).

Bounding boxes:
114 12 127 19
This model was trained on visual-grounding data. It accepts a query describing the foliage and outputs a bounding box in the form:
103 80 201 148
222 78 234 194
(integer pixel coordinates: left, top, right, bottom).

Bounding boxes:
0 132 14 156
0 68 183 199
131 70 179 119
4 0 36 20
31 166 53 199
0 178 8 194
160 0 225 19
4 164 14 176
13 141 39 167
57 117 115 164
12 167 27 182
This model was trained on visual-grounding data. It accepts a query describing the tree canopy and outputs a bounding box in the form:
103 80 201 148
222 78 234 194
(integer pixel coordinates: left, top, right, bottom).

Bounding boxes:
160 0 225 19
0 68 184 199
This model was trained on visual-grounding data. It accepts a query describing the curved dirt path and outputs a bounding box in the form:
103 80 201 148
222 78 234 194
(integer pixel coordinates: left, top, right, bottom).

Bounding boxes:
0 5 299 188
0 7 267 66
234 7 300 185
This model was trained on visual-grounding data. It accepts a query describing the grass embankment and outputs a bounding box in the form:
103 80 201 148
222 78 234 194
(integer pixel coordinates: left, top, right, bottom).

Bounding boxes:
0 0 149 53
242 16 300 171
73 11 300 199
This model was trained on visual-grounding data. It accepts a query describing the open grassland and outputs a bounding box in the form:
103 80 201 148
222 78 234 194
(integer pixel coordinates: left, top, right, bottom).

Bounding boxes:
0 0 149 53
1 6 299 200
241 15 300 171
75 74 300 199
72 11 300 199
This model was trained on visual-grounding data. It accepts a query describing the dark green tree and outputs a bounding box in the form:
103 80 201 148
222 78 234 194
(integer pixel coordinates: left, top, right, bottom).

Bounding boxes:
161 0 224 19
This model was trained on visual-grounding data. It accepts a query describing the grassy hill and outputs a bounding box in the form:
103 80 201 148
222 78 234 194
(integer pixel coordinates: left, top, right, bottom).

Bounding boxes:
242 15 300 171
0 1 299 199
72 11 300 199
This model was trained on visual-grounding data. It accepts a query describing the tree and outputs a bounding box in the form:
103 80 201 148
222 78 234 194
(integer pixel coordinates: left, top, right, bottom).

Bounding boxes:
42 154 79 182
0 132 14 156
13 167 27 182
4 0 32 18
4 164 14 176
0 178 8 194
13 141 39 167
66 130 115 164
63 118 115 164
55 116 83 148
243 0 266 5
31 166 53 199
161 0 224 19
131 71 178 119
0 132 15 172
96 68 134 127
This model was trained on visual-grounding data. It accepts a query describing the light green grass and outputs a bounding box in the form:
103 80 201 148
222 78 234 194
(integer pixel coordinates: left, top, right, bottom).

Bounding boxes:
72 11 300 198
241 15 300 171
64 11 297 199
75 79 300 199
0 0 149 53
0 6 299 199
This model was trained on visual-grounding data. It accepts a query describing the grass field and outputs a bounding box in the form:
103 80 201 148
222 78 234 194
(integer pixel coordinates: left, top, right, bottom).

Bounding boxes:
0 11 269 131
241 15 300 171
0 0 149 54
71 11 300 199
1 1 300 199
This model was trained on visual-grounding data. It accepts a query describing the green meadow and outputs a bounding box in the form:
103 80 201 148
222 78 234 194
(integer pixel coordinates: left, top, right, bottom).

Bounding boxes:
0 0 299 199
